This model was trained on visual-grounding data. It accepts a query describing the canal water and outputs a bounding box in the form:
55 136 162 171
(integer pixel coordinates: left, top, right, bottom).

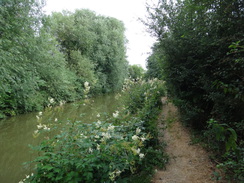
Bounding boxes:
0 94 119 183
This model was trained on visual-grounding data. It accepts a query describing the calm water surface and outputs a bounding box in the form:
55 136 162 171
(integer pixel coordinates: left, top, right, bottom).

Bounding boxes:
0 94 119 183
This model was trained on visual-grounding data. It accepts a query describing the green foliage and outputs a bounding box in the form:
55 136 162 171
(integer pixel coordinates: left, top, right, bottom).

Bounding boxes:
204 119 237 153
145 43 164 80
122 78 166 143
21 79 168 182
218 146 244 181
146 0 244 180
204 119 243 182
0 0 76 117
128 65 145 80
122 78 168 178
23 120 151 183
0 2 128 118
48 10 128 93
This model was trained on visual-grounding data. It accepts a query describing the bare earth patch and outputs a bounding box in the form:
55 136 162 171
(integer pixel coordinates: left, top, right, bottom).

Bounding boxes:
152 98 225 183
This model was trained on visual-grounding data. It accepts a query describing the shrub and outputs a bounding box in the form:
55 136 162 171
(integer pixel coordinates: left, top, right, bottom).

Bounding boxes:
21 78 168 182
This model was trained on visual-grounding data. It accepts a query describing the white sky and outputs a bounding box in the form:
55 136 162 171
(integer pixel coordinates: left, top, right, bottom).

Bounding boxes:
43 0 157 69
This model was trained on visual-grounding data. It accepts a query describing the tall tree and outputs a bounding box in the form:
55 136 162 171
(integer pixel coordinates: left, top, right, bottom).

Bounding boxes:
146 1 244 179
48 10 128 93
0 0 76 117
146 0 244 129
145 43 164 80
128 65 145 80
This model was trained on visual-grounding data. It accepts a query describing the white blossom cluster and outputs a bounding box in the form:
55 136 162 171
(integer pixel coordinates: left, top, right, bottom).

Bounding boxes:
18 173 34 183
112 110 119 118
84 81 90 98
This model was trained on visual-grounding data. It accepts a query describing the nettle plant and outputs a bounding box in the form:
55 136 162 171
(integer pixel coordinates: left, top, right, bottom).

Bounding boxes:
21 116 150 183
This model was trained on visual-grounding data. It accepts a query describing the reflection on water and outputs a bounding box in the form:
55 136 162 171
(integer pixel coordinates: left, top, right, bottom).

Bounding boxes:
0 94 119 183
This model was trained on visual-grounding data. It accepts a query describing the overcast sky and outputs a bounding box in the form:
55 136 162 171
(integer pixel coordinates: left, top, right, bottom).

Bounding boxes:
43 0 157 69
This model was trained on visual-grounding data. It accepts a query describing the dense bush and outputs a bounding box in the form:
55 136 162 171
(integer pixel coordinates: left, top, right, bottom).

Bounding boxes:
145 0 244 181
123 78 166 139
20 79 168 182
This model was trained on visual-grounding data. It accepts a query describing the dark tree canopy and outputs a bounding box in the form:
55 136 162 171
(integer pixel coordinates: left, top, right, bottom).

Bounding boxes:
146 0 244 180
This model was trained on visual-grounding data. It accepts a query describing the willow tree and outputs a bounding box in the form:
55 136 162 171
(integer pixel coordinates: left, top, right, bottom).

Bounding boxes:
48 10 128 93
0 0 76 117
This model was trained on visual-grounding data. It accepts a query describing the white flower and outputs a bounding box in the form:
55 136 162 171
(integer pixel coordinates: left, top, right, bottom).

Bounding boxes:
113 113 118 118
54 118 58 122
102 132 111 139
59 100 65 106
84 81 89 88
37 124 43 129
115 169 122 176
113 111 119 118
101 137 105 142
136 128 141 135
19 181 24 183
109 171 115 181
141 137 146 142
107 124 115 131
34 130 39 134
43 125 50 131
136 148 140 154
38 112 42 116
131 147 140 154
25 174 30 179
43 125 47 130
89 148 93 153
80 133 87 138
97 113 100 118
36 115 40 120
95 135 100 139
139 153 145 159
97 144 100 150
49 97 54 104
96 121 101 127
132 135 139 141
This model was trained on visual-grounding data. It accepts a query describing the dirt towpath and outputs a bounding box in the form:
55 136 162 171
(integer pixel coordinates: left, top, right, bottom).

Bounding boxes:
152 98 224 183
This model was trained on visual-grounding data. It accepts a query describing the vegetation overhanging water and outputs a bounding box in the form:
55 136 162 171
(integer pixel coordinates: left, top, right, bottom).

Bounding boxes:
0 94 119 183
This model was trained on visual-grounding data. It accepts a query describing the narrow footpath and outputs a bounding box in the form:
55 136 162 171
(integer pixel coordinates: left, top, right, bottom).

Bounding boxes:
152 98 225 183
